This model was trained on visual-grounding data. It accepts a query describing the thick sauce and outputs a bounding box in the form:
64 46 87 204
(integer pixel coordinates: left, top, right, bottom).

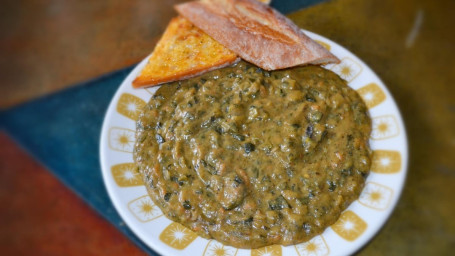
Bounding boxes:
134 61 372 248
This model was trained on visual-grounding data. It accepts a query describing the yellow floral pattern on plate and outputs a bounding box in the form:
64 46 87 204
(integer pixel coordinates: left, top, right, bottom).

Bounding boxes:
315 40 331 51
371 115 399 140
371 150 402 174
111 163 143 187
295 235 329 256
359 182 394 210
331 211 367 241
127 195 163 222
357 83 386 109
108 127 135 153
251 245 282 256
159 222 198 250
116 93 146 120
202 240 238 256
330 57 363 82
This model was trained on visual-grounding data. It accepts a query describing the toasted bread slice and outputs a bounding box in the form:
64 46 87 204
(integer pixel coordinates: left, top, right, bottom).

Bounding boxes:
133 16 239 88
175 0 339 70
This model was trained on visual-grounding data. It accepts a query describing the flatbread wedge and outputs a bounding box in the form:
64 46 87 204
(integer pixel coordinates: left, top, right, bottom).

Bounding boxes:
175 0 340 70
132 16 239 88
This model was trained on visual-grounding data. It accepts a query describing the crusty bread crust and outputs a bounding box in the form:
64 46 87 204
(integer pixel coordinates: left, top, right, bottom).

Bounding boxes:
133 58 239 87
175 0 340 70
133 16 239 88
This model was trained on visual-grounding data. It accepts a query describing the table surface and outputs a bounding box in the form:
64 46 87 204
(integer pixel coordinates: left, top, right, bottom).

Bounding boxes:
1 0 454 255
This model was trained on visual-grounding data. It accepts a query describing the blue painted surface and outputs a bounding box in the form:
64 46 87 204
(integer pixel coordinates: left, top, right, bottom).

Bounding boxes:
272 0 324 14
0 67 162 255
0 1 324 254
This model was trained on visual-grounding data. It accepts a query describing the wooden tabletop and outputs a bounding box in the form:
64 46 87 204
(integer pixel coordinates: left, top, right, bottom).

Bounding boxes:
1 0 454 255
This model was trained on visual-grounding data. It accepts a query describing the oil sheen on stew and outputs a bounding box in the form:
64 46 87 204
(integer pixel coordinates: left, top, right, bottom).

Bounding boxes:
134 61 372 248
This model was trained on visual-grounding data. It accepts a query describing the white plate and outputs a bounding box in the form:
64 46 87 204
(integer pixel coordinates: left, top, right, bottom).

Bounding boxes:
100 31 408 256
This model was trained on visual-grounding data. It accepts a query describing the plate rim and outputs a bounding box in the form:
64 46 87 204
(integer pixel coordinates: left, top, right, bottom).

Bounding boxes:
99 30 409 256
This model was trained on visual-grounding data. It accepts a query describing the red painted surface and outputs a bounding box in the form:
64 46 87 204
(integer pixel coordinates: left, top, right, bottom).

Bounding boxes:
0 132 146 256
